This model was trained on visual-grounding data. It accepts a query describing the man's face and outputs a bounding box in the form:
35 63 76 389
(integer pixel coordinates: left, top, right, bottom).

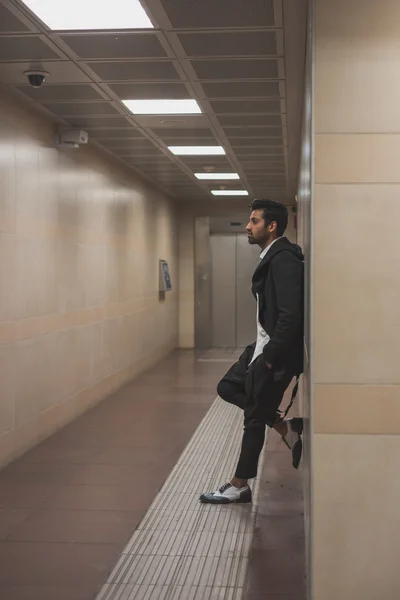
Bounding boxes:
246 209 276 247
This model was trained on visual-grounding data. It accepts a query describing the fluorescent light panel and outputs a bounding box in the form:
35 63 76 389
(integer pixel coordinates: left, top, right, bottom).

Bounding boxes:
21 0 153 30
211 190 249 196
195 173 239 180
169 146 226 156
122 99 201 115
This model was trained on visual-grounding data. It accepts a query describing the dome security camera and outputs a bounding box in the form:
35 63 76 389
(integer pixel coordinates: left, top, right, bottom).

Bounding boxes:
24 70 49 88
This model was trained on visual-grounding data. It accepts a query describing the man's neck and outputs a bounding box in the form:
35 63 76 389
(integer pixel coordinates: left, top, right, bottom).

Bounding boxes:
259 236 278 251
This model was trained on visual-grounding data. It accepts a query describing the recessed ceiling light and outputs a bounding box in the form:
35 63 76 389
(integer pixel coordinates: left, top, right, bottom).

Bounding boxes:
195 173 240 180
21 0 154 30
211 190 249 196
123 100 201 115
169 146 225 156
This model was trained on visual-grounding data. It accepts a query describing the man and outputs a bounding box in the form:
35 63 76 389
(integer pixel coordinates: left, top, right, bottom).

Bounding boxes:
200 198 304 505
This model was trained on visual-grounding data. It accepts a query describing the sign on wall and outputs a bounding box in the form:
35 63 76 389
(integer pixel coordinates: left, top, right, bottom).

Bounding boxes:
159 260 172 292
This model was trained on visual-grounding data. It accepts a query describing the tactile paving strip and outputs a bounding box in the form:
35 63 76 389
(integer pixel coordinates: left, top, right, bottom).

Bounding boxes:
96 397 266 600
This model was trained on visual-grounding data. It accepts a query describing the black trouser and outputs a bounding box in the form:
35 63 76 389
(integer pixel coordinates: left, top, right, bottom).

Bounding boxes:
217 346 294 480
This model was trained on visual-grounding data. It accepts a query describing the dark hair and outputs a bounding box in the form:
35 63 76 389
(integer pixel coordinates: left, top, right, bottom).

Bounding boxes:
249 198 288 237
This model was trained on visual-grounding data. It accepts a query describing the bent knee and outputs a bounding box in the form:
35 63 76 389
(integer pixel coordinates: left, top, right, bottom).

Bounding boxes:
217 379 229 401
243 417 266 432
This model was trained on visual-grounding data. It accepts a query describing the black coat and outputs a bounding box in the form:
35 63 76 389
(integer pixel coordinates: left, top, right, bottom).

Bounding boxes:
251 237 304 378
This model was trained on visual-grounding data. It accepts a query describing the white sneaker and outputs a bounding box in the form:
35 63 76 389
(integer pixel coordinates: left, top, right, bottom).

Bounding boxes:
199 482 252 504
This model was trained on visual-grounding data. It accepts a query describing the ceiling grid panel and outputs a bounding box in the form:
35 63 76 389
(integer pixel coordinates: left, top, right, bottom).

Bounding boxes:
0 0 307 203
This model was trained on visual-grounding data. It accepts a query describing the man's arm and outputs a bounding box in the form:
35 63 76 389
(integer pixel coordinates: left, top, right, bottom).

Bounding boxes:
262 251 303 365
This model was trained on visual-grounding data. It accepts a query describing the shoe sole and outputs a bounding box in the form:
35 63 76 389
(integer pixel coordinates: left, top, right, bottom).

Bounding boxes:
290 418 303 436
199 493 252 505
289 418 303 470
292 437 302 470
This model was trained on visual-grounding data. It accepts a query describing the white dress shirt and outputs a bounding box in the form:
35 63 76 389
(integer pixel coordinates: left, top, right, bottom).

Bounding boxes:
249 238 280 365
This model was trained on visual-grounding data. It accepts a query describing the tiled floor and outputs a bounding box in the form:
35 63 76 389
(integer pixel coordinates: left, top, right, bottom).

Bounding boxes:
244 418 306 600
0 350 305 600
95 392 266 600
0 351 227 600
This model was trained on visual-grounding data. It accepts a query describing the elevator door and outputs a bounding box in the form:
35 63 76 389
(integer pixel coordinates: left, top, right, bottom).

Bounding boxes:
210 234 260 348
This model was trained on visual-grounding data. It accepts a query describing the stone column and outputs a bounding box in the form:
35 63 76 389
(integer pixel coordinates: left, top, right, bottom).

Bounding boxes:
310 1 400 597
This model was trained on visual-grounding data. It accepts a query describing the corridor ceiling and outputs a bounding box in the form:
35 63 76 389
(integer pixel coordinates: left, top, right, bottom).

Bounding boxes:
0 0 308 203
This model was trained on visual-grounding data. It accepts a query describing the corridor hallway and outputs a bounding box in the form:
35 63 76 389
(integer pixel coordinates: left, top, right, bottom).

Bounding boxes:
0 350 305 600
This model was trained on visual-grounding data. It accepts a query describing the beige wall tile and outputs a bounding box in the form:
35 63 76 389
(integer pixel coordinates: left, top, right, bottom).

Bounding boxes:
315 56 400 134
315 134 400 183
315 0 400 135
0 163 16 234
75 323 103 391
14 140 40 226
17 313 60 341
102 317 123 377
56 240 82 313
0 116 16 235
313 184 400 384
16 237 57 319
179 216 195 349
105 243 128 305
0 431 15 470
73 170 106 245
77 243 107 308
0 321 17 345
313 433 400 600
0 233 17 322
15 338 46 428
314 384 400 434
49 329 78 406
38 146 59 233
0 343 15 435
316 0 400 47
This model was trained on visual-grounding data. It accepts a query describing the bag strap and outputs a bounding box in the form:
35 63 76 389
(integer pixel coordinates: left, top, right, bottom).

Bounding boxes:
275 375 300 422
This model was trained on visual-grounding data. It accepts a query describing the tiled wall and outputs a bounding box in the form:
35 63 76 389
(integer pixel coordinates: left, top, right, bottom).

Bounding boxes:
312 1 400 597
0 91 179 468
178 215 195 349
